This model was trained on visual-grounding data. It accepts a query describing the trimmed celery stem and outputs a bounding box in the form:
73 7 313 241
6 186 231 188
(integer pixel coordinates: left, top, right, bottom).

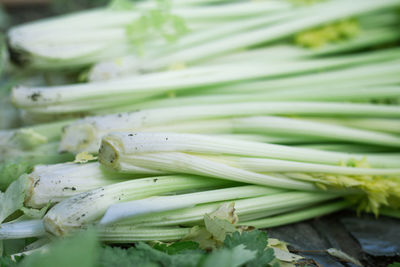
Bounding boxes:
0 142 72 164
99 151 317 190
100 185 283 225
97 84 400 114
199 155 400 175
0 219 45 239
99 132 400 168
147 116 400 147
200 60 400 95
117 192 341 227
242 201 351 228
204 134 329 145
43 175 233 236
142 0 400 70
0 219 192 242
97 226 191 243
24 162 145 209
12 48 400 112
8 1 292 69
0 142 74 190
0 120 71 149
60 102 400 153
294 143 396 153
308 118 400 135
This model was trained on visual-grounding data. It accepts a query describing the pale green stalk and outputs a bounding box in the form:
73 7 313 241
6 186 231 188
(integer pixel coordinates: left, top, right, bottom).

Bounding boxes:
0 200 347 242
142 116 400 147
0 120 71 150
201 134 329 145
308 118 400 135
8 1 292 69
12 48 400 112
200 155 400 176
0 142 71 164
88 11 400 81
99 151 318 190
24 162 142 209
0 218 191 242
242 201 351 228
142 0 400 70
201 29 400 65
117 192 341 227
294 143 396 153
97 226 192 242
309 28 400 57
99 132 400 169
43 174 233 236
0 142 74 190
202 59 400 95
60 102 400 153
0 220 45 240
96 84 400 114
100 185 283 225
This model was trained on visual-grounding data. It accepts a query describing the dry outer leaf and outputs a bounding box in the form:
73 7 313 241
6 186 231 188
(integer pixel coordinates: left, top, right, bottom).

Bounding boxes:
268 238 303 266
74 152 97 163
327 248 363 266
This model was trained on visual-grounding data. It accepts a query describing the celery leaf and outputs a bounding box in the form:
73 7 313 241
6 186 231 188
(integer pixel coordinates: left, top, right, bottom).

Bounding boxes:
0 175 29 223
19 229 98 267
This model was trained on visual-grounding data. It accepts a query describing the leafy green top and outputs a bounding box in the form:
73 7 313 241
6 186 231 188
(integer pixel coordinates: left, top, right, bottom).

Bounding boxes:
295 19 360 48
125 0 188 54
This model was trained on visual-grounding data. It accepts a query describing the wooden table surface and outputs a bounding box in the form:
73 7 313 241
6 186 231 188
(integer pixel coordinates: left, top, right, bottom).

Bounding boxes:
267 211 400 267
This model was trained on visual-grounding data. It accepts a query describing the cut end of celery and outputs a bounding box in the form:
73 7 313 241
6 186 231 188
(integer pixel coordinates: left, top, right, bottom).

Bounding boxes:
23 173 38 208
98 138 120 171
59 123 98 154
43 212 70 236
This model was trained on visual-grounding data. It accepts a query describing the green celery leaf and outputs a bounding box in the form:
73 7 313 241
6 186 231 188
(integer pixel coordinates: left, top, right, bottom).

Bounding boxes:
19 229 98 267
2 239 27 258
20 202 51 219
224 230 278 267
97 246 151 267
0 256 19 267
9 129 48 150
153 241 199 255
224 230 268 252
201 244 256 267
0 175 29 223
126 0 188 54
98 242 204 267
0 160 32 191
184 202 239 249
204 214 237 243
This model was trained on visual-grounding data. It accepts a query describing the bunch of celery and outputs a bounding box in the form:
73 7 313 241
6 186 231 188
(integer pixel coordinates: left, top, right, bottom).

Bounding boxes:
7 0 292 70
8 0 400 122
0 0 400 259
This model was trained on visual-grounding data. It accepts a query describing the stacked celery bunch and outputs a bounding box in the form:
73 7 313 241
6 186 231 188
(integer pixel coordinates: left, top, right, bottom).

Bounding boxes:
1 0 400 259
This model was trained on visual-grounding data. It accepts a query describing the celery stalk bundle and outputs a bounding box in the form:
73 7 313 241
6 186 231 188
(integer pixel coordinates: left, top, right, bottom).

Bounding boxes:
97 132 400 210
11 48 400 118
1 0 400 254
8 0 400 121
7 0 293 70
58 102 400 153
